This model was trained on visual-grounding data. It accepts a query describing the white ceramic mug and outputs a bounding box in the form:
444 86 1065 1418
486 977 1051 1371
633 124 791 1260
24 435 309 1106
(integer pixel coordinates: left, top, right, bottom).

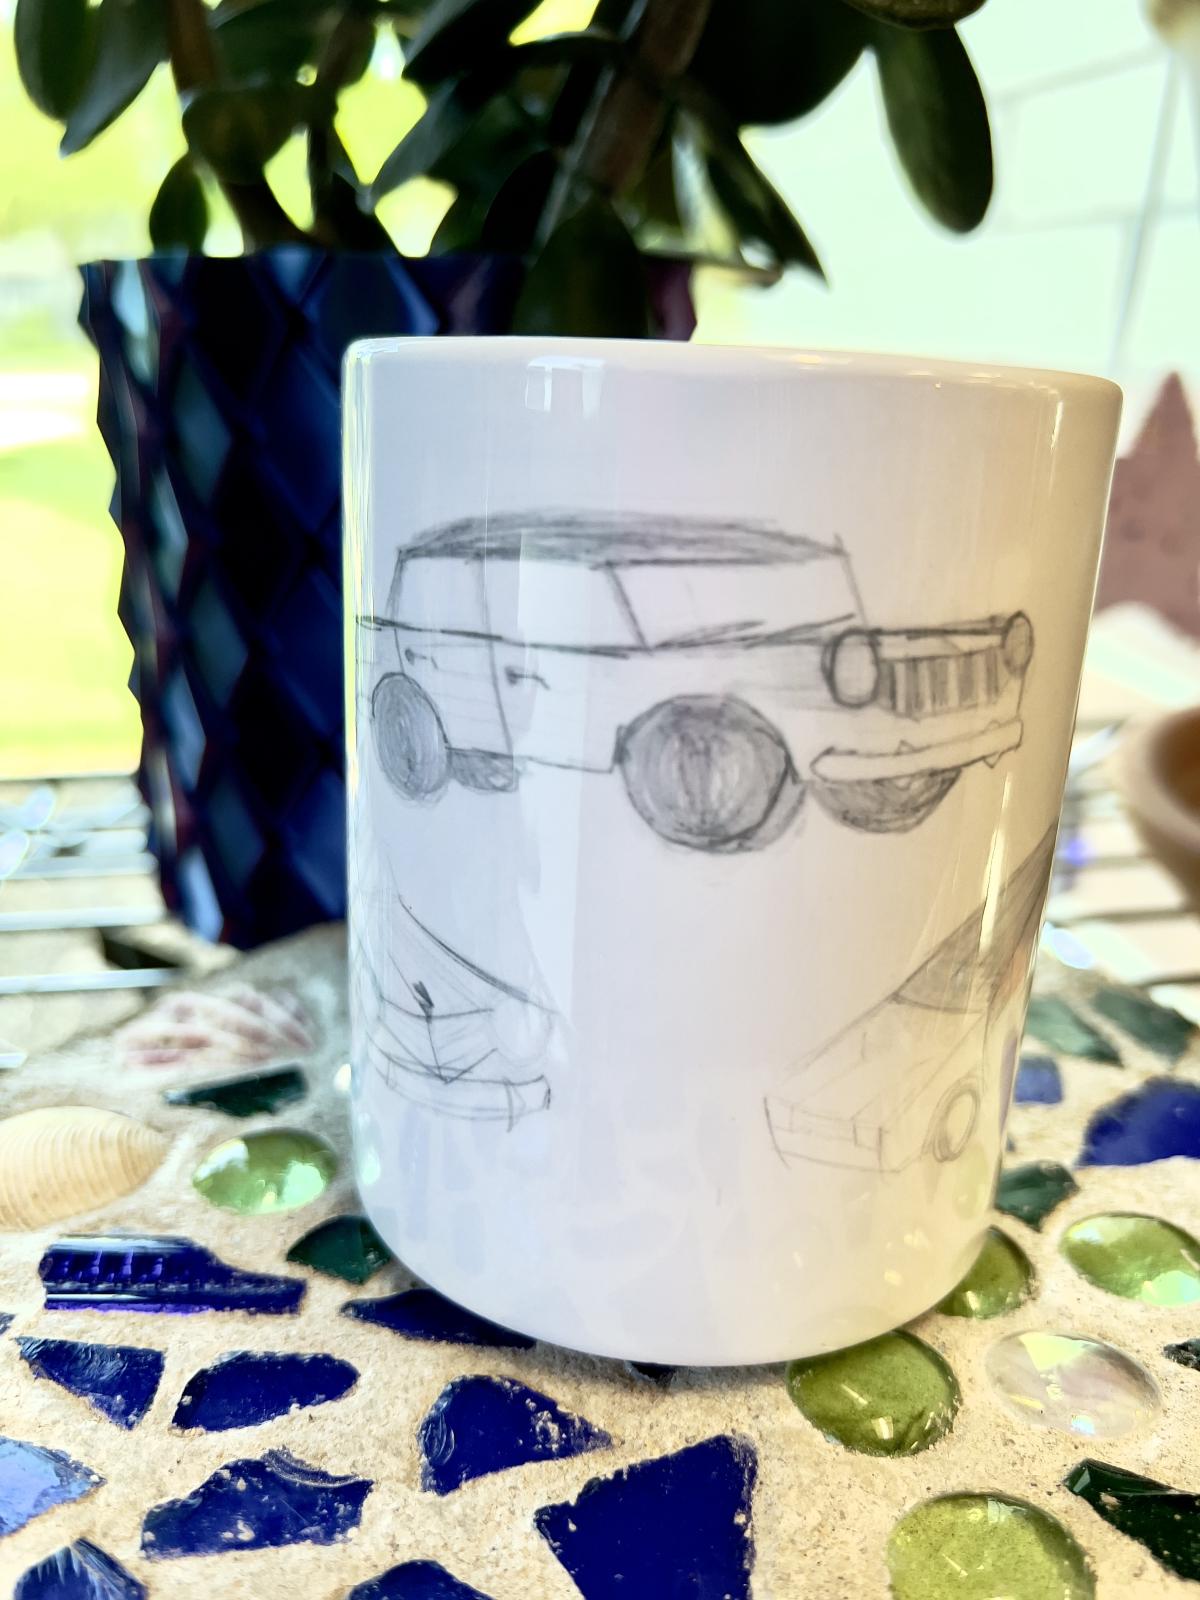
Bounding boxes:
343 339 1120 1365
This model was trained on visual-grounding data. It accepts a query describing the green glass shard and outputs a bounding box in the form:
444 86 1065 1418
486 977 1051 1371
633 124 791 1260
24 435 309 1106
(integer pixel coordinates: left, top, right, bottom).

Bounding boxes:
1060 1213 1200 1305
1065 1458 1200 1581
888 1492 1095 1600
786 1331 958 1457
192 1129 337 1215
286 1215 392 1285
995 1161 1078 1230
164 1066 306 1118
1091 987 1195 1062
1025 996 1120 1063
937 1228 1035 1318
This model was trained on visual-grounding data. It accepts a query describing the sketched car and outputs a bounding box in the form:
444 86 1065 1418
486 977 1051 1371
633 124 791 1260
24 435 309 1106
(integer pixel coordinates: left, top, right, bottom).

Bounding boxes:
766 829 1054 1173
362 512 1033 852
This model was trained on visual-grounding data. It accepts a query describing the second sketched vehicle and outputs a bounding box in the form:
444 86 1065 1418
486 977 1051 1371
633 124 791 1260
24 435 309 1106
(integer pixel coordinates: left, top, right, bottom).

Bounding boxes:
361 512 1034 853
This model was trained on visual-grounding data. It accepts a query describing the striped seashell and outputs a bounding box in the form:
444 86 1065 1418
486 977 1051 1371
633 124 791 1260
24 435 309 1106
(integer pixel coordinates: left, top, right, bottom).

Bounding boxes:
0 1107 168 1230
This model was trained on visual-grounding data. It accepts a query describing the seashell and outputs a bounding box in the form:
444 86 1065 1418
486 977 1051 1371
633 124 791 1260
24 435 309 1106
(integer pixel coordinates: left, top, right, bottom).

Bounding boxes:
116 984 314 1069
0 1107 168 1230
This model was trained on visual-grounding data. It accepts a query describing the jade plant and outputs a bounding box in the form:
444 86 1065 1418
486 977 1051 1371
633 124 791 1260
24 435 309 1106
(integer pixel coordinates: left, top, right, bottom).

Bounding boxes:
15 0 995 333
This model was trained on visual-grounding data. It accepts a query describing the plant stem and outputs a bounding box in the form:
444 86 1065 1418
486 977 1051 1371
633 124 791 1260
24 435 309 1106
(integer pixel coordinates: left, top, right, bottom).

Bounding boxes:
539 0 715 244
164 0 311 249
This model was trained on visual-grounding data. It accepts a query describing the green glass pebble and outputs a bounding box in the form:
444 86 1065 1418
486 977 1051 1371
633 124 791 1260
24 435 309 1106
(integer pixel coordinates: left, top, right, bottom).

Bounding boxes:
1091 986 1195 1062
1060 1213 1200 1305
937 1228 1035 1318
785 1331 958 1456
192 1129 337 1215
164 1066 306 1118
286 1215 392 1285
888 1493 1095 1600
995 1161 1079 1230
1064 1458 1200 1581
1025 996 1120 1063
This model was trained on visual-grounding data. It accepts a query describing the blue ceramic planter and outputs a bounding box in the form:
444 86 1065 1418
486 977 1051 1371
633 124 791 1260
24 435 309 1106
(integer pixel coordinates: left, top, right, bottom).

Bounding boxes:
80 250 694 946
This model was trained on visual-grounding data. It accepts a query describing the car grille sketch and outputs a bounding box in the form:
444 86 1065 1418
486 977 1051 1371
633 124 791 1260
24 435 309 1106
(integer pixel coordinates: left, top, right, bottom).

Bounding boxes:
360 512 1034 854
352 882 557 1127
765 827 1056 1173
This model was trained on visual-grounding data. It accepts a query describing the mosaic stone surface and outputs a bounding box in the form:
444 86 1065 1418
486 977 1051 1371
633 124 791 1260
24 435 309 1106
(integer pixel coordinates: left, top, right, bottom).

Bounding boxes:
0 1438 103 1536
172 1351 358 1431
785 1332 958 1456
1064 1459 1200 1581
347 1561 494 1599
14 1539 146 1600
995 1161 1079 1229
141 1449 372 1558
534 1435 758 1600
418 1377 612 1494
1060 1213 1200 1304
39 1234 305 1313
192 1128 337 1214
1078 1078 1200 1165
164 1066 307 1118
985 1332 1159 1437
887 1493 1095 1600
936 1228 1035 1318
17 1338 164 1428
286 1214 391 1284
342 1288 535 1349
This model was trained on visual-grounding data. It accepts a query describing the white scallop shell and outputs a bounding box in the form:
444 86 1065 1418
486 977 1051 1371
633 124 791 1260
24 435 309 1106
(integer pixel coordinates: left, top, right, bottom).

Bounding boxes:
0 1106 168 1230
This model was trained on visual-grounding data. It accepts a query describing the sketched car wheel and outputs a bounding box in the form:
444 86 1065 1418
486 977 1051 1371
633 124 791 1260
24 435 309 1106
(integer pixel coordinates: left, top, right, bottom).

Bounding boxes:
814 770 959 834
928 1077 981 1164
617 695 803 852
372 673 450 800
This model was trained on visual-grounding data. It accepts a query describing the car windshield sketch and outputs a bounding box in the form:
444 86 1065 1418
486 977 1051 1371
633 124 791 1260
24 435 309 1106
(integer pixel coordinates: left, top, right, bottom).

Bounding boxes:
360 510 1034 852
766 828 1056 1173
352 877 557 1127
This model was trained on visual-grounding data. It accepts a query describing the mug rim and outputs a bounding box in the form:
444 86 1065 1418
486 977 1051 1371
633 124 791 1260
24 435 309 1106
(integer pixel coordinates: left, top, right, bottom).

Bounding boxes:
345 336 1122 401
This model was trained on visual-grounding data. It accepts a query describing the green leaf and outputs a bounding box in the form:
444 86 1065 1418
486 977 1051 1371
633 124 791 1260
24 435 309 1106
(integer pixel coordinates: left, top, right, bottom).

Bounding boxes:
627 139 682 235
872 24 992 230
841 0 987 25
429 191 490 252
512 197 651 337
310 124 394 249
148 155 210 252
212 0 332 81
369 82 476 203
404 0 541 84
183 82 309 183
690 0 865 126
60 0 168 154
477 149 556 252
15 0 95 120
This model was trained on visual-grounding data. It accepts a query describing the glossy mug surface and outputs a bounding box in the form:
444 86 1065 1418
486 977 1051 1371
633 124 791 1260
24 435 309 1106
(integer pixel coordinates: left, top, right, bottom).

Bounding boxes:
343 339 1120 1365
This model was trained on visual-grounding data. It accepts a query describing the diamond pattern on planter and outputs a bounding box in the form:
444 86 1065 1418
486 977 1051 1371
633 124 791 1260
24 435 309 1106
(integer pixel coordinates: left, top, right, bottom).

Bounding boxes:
186 577 250 708
142 1449 372 1558
13 1539 145 1600
182 259 287 403
1079 1078 1200 1165
203 774 268 892
17 1338 163 1428
1064 1458 1200 1581
259 346 341 531
0 1438 103 1535
268 568 344 738
39 1234 305 1314
173 1351 357 1432
170 357 232 504
348 1561 495 1599
341 1288 533 1347
308 257 439 375
534 1435 757 1600
418 1376 611 1494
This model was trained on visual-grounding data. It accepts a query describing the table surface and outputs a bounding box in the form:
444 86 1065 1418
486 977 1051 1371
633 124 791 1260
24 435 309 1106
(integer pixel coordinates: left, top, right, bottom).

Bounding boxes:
1 603 1199 1598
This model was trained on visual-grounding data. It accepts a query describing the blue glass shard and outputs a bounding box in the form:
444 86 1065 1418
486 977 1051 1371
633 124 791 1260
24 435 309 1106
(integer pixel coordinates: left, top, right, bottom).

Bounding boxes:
342 1289 534 1350
419 1377 611 1494
1079 1079 1200 1166
15 1539 145 1600
17 1338 163 1429
0 1313 12 1335
348 1560 495 1599
0 1438 104 1536
39 1235 305 1314
174 1351 357 1432
1014 1054 1063 1105
141 1448 372 1558
535 1434 758 1600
